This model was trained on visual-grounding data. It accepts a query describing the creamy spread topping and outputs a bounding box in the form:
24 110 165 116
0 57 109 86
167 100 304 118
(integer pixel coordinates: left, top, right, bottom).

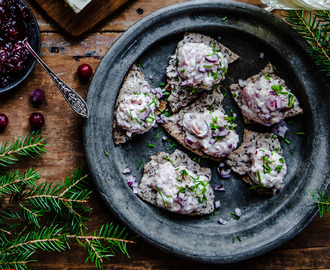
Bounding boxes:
240 75 296 126
176 43 228 91
249 148 287 190
182 110 239 157
154 161 211 214
116 94 157 137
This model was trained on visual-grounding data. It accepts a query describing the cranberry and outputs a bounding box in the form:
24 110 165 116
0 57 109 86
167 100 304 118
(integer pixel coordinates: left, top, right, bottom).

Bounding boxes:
77 63 93 80
0 113 8 129
29 112 44 129
30 88 45 106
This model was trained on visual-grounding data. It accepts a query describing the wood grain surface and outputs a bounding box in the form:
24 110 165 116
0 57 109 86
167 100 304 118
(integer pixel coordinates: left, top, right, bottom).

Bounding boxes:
33 0 133 36
0 0 328 269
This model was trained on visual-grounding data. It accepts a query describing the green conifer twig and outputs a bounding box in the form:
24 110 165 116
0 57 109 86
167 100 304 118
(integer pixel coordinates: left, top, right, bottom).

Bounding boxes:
308 189 330 218
283 10 330 76
0 132 47 168
0 134 136 269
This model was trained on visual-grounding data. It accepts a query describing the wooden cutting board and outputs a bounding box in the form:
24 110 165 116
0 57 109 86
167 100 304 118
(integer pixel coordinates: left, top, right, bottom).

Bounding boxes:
34 0 132 37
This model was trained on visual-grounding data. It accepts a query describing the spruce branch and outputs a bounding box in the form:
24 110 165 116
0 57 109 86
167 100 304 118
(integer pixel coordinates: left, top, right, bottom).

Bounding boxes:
308 189 330 218
0 132 47 168
283 10 330 76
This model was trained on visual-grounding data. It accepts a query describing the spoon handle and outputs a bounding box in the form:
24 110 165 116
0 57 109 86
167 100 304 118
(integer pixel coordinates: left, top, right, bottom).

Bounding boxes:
24 40 89 118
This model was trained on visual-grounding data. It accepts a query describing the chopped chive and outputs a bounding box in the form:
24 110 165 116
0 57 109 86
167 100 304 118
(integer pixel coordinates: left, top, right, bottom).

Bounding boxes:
249 185 266 189
237 236 241 242
180 69 185 72
162 156 174 166
140 108 147 112
104 150 109 156
151 79 155 83
284 138 291 145
135 118 142 125
232 237 236 243
257 170 262 184
222 16 227 21
134 92 141 95
129 110 134 120
264 73 271 80
296 132 305 135
147 144 155 148
137 159 143 170
159 83 166 88
290 150 294 155
139 62 145 69
156 186 168 207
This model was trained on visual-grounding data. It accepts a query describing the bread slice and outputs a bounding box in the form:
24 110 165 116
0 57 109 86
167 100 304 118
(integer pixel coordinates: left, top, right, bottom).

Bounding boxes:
137 149 214 215
113 65 165 145
162 88 239 162
226 129 284 195
166 32 239 112
229 63 303 126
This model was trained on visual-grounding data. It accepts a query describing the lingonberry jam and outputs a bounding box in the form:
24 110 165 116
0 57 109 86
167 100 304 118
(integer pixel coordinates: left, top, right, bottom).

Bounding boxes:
0 0 30 88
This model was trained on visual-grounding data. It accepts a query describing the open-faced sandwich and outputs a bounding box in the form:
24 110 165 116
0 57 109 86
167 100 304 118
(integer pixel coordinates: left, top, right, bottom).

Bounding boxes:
229 63 303 126
226 130 287 195
113 65 164 145
162 89 239 162
137 149 214 215
166 32 239 112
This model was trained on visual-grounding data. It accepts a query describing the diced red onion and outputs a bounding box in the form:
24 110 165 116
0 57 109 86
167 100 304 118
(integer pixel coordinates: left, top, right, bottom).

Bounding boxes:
122 168 132 174
178 192 186 200
151 87 164 99
185 137 194 146
142 106 151 119
198 66 206 73
194 73 204 80
238 79 248 88
218 130 230 137
215 200 221 209
215 184 226 191
156 114 169 124
205 54 219 63
209 138 216 145
272 120 288 138
235 207 242 217
217 166 231 179
218 217 228 225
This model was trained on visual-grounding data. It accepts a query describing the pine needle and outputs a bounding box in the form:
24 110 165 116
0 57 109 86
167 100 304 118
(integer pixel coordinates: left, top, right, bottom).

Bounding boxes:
0 132 47 168
308 189 330 218
0 132 136 269
283 10 330 76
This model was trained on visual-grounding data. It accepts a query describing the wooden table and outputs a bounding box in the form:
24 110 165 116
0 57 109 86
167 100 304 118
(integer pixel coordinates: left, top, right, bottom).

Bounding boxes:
0 0 329 269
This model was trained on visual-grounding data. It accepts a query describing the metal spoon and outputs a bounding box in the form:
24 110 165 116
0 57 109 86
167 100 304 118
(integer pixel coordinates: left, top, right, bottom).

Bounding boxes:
24 40 89 118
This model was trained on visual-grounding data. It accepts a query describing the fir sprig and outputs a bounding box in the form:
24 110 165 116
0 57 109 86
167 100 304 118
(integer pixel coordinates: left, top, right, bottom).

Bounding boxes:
283 10 330 76
0 132 47 168
308 189 330 218
0 134 136 269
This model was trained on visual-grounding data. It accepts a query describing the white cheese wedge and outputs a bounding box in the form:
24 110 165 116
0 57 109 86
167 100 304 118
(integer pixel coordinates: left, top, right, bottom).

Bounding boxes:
64 0 92 13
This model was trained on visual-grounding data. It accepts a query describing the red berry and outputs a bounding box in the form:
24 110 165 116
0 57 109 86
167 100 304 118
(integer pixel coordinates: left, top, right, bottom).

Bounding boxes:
30 88 45 106
0 113 8 129
29 112 44 129
77 63 93 80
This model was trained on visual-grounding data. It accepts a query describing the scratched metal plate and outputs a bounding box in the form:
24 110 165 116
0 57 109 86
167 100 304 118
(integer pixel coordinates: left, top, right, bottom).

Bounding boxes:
84 0 330 263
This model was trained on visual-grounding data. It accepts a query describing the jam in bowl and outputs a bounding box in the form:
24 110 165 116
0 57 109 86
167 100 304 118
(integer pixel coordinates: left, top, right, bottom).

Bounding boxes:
0 0 40 92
